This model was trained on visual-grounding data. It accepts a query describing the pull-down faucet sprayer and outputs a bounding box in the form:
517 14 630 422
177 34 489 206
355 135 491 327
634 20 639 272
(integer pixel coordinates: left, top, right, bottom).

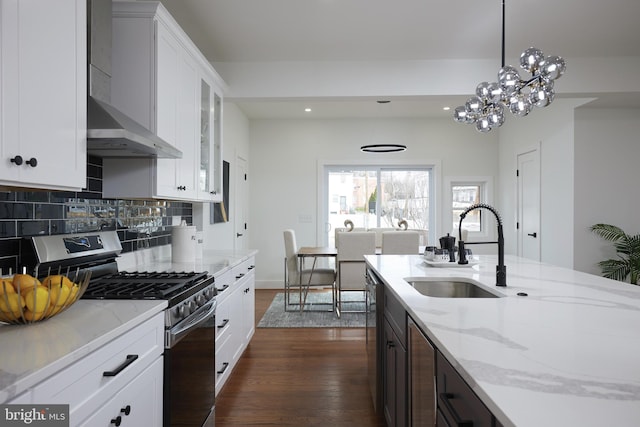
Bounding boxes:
457 203 507 287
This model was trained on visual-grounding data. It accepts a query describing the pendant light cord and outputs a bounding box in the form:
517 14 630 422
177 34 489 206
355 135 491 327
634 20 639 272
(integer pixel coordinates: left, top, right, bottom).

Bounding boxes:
501 0 505 68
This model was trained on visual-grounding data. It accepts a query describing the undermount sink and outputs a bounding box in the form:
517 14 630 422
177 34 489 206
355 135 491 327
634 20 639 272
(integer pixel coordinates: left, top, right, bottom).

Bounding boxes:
405 278 502 298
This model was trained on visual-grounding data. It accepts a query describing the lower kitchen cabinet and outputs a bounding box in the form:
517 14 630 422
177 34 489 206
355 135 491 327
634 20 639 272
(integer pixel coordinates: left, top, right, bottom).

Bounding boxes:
78 357 163 427
9 312 164 427
383 290 407 427
436 351 494 427
214 256 256 395
378 284 503 427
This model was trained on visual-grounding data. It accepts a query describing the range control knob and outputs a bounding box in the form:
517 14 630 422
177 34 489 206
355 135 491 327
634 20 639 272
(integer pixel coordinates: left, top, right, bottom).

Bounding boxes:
204 288 215 300
196 294 206 306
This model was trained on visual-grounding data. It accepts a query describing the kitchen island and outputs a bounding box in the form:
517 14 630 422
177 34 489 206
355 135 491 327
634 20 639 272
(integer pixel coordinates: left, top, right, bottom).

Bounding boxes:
366 254 640 427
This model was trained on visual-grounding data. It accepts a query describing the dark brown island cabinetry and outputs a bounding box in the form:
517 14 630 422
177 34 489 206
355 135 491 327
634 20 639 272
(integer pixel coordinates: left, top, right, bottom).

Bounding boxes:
375 276 505 427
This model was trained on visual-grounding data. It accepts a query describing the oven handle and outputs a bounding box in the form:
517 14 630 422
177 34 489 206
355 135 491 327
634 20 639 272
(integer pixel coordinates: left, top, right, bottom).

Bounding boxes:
166 299 217 348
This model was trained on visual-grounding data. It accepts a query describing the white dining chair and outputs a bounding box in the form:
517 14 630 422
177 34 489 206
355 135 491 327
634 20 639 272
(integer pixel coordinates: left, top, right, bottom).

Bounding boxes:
335 231 376 317
283 229 336 312
381 231 420 254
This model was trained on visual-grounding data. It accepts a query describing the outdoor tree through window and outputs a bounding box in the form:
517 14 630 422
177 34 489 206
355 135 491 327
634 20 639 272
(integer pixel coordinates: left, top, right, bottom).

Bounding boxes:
326 166 432 246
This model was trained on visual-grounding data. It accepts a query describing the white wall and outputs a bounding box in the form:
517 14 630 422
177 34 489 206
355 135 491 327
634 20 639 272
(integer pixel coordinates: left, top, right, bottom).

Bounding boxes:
573 107 640 276
498 98 588 268
248 117 499 288
195 102 250 251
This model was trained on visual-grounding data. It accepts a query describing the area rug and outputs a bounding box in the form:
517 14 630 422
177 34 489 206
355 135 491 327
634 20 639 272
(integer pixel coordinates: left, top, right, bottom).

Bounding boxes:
257 292 367 328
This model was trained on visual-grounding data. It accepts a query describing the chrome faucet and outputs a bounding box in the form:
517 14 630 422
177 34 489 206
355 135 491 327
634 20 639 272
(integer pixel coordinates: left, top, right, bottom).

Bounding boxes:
457 203 506 287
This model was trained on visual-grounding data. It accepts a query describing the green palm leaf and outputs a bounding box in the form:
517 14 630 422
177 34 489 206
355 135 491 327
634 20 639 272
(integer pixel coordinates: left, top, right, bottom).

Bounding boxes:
591 224 640 285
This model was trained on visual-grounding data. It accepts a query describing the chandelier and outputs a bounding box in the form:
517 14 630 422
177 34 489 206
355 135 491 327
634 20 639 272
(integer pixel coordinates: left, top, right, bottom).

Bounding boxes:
453 0 566 132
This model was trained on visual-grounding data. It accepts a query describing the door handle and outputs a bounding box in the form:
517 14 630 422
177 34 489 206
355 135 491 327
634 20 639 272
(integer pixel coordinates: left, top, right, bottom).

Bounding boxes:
527 232 537 238
236 233 243 237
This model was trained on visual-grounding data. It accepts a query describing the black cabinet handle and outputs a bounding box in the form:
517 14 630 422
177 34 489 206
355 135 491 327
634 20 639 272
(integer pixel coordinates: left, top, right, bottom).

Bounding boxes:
439 392 474 427
120 405 131 416
25 157 37 167
236 273 245 279
110 416 122 426
216 284 229 293
210 190 217 195
10 155 23 165
217 318 230 329
527 232 537 238
103 354 138 377
386 340 395 349
236 233 243 237
177 185 187 190
248 265 255 270
217 362 229 375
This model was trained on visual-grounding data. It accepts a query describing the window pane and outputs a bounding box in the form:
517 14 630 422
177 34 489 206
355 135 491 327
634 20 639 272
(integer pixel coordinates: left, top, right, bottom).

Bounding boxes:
380 170 430 230
327 167 431 246
452 185 481 231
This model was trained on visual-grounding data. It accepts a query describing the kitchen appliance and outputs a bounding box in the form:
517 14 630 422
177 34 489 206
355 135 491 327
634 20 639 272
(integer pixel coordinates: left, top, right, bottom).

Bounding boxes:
439 233 457 262
21 231 216 427
365 267 383 413
86 0 182 159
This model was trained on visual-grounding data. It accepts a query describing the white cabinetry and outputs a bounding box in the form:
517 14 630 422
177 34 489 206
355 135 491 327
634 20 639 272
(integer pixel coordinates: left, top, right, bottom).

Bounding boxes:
11 312 164 427
0 0 86 191
214 256 255 395
104 1 224 202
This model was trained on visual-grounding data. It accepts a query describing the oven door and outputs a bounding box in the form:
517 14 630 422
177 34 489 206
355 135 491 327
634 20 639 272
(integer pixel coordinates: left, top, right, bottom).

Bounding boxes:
164 299 217 427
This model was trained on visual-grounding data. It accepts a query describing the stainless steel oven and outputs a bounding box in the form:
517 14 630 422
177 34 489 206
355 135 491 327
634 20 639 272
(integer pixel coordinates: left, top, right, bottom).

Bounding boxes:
23 231 218 427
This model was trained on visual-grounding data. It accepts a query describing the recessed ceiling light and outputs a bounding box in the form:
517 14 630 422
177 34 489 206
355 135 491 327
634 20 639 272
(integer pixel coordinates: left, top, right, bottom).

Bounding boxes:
304 108 312 112
443 106 451 111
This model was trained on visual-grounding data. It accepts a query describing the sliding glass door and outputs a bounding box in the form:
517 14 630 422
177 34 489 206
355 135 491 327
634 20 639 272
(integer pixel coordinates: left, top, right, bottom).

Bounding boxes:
325 166 433 246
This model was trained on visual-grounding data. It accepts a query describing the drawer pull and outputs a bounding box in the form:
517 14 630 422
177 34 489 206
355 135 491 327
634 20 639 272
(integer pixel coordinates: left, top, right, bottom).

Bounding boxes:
216 284 229 293
110 415 122 426
440 392 474 427
217 362 229 376
103 354 138 377
121 405 131 416
236 273 245 279
217 318 230 329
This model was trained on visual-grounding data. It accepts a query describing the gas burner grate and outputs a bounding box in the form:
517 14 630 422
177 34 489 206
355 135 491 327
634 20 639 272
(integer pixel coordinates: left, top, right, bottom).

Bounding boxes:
82 271 211 301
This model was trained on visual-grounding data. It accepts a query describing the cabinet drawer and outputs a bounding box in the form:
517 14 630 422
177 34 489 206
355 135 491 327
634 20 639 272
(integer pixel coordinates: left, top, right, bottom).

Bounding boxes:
214 270 234 300
78 357 163 427
436 351 493 427
214 333 233 394
215 294 232 342
32 313 164 423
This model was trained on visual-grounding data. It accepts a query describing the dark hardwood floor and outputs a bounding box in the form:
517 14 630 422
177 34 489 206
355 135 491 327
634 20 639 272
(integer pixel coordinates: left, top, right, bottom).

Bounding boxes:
215 289 385 427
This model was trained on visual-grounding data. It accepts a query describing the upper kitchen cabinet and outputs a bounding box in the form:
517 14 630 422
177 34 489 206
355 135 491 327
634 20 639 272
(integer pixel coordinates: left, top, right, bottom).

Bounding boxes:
103 1 225 202
0 0 87 191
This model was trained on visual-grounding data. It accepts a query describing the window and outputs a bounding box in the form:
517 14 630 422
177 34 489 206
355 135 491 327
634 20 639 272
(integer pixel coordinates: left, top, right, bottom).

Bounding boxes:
325 166 433 246
446 177 492 239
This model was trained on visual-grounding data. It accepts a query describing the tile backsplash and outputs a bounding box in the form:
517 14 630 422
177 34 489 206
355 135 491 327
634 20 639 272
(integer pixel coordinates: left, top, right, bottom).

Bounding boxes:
0 156 192 274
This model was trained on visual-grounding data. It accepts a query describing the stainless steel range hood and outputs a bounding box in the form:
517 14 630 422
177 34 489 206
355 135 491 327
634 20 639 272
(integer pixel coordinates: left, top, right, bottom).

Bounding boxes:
86 0 182 159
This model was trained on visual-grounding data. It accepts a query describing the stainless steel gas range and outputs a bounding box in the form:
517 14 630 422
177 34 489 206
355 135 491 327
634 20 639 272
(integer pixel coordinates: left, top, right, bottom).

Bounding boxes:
22 231 217 427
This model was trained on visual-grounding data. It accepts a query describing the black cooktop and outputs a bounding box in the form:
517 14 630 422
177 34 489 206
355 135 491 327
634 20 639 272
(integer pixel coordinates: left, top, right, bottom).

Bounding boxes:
82 271 213 303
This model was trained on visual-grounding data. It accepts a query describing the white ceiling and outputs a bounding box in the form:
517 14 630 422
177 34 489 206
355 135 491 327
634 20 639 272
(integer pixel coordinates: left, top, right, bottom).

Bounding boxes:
151 0 640 119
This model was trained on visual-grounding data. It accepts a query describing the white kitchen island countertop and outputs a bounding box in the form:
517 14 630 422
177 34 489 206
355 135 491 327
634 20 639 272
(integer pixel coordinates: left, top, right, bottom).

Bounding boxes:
0 299 167 403
365 254 640 427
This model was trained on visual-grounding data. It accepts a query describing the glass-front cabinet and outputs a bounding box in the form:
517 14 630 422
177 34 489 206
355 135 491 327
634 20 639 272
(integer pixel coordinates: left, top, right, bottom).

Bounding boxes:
198 74 223 202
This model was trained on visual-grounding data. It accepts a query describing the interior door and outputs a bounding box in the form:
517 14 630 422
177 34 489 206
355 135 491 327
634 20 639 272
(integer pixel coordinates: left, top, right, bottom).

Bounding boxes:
235 156 248 251
517 148 541 261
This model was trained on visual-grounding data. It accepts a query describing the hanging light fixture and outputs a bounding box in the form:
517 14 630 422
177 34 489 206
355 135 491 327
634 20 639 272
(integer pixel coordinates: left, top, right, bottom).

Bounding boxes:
453 0 566 132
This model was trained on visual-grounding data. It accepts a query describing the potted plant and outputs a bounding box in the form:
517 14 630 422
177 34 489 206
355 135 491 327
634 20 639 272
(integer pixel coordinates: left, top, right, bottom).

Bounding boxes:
590 223 640 285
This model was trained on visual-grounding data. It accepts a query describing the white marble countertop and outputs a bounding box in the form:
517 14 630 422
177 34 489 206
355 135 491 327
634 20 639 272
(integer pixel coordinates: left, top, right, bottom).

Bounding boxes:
0 248 257 404
365 254 640 427
0 299 167 403
116 247 258 278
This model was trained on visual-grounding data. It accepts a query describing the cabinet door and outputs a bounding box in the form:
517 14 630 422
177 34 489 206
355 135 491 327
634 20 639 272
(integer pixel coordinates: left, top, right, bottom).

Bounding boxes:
0 0 86 191
78 357 163 427
383 318 407 427
196 72 223 202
